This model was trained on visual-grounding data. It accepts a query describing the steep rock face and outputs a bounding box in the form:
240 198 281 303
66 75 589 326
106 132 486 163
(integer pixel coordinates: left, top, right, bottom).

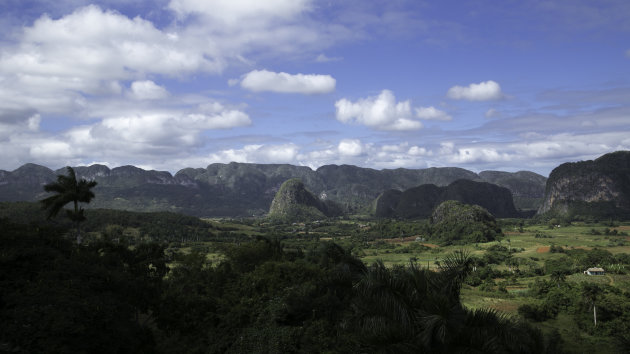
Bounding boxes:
538 151 630 218
373 179 519 219
268 179 329 221
395 184 444 219
444 180 518 218
479 170 546 198
371 190 403 218
71 164 111 180
479 170 547 211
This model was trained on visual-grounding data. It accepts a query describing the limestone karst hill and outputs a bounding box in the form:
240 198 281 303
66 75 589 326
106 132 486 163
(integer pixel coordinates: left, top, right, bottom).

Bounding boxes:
538 150 630 219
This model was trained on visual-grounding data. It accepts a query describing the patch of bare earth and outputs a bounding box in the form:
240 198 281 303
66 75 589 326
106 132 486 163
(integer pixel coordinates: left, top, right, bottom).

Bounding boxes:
536 246 550 253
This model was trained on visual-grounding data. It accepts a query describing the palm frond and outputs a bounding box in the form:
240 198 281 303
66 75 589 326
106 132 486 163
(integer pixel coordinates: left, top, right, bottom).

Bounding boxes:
40 166 97 221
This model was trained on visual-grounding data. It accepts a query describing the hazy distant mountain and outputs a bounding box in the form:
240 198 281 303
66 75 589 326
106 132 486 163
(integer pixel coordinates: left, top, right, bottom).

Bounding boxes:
538 151 630 219
479 170 547 210
372 179 520 219
0 161 546 217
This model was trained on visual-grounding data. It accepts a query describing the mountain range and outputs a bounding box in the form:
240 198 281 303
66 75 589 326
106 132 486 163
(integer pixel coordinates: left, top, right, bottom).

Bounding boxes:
0 162 547 217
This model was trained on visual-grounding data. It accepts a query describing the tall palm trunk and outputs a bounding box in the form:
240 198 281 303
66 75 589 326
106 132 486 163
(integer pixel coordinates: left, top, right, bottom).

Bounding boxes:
74 200 82 244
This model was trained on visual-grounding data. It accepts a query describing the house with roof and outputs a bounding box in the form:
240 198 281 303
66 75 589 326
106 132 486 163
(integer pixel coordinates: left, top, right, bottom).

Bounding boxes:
584 267 605 276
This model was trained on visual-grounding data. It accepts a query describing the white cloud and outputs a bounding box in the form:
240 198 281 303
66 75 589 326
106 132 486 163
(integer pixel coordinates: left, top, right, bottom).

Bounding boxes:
94 109 251 146
445 147 511 164
239 70 336 94
315 53 342 62
338 139 364 156
129 80 169 100
626 49 630 58
0 3 349 125
0 5 227 125
27 114 41 131
408 146 432 156
2 5 223 81
165 0 350 65
485 108 500 118
415 106 451 121
168 0 311 25
447 80 504 101
206 143 299 164
30 141 73 159
335 90 423 131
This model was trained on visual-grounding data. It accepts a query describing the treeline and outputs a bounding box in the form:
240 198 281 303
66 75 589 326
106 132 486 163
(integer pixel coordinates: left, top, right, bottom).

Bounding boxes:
1 219 560 353
0 202 250 243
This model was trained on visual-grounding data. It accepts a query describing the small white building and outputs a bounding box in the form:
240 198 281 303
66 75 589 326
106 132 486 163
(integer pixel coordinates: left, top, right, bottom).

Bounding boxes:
584 267 605 276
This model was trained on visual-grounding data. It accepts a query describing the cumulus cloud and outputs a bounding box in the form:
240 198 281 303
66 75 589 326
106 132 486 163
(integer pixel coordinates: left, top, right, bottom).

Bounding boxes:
415 106 451 121
335 90 423 131
0 4 227 126
129 80 169 100
30 141 73 159
0 2 350 126
338 139 364 156
94 109 251 147
408 146 432 156
2 5 223 81
447 80 504 101
206 143 300 164
445 146 511 164
238 70 336 94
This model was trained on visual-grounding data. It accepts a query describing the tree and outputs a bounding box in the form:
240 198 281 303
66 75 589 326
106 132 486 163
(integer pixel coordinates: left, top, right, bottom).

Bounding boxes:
550 270 566 288
350 250 546 353
41 166 97 244
582 283 601 327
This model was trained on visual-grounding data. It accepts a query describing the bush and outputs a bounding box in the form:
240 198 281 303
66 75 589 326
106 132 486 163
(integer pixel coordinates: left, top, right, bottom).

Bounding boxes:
518 303 558 322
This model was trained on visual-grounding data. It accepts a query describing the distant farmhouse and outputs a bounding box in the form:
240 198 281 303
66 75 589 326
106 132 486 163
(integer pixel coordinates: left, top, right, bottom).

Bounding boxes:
584 267 605 276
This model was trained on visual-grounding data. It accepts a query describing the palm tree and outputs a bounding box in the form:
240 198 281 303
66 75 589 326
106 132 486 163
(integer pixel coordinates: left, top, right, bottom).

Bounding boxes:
582 283 601 327
350 250 546 353
41 166 97 244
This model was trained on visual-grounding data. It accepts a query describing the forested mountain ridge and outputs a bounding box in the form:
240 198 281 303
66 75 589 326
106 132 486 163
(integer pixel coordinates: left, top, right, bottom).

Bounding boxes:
0 162 546 217
538 150 630 219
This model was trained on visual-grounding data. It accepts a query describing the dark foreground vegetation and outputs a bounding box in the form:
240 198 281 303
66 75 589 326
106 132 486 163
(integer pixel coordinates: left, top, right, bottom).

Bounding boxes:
1 217 560 354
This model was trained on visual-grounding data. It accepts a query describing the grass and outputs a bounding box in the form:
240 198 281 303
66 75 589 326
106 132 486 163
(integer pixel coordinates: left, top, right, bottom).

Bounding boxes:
460 287 528 314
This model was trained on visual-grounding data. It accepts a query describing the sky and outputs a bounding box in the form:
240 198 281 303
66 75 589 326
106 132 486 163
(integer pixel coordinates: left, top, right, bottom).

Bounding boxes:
0 0 629 176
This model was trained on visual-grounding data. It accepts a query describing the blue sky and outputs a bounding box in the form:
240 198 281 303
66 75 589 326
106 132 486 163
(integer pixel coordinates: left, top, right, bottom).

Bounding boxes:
1 0 629 175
